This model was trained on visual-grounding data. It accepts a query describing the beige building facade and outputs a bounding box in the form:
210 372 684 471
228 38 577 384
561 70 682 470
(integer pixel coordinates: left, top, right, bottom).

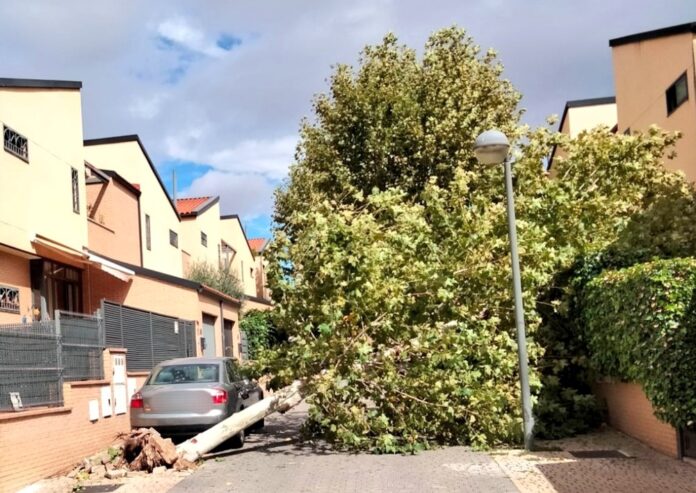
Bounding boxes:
0 78 265 353
548 97 617 171
610 23 696 180
84 136 183 278
220 215 258 298
0 79 92 323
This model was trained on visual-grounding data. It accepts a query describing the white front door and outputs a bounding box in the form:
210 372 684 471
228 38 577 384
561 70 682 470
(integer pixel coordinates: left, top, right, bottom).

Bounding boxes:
202 315 217 357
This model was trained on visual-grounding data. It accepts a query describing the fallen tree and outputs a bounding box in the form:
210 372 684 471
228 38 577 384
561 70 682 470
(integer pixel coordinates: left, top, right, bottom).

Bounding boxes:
176 380 303 462
107 381 303 473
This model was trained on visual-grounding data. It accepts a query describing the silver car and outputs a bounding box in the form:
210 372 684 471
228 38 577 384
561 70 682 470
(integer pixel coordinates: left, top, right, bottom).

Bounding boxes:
130 357 263 447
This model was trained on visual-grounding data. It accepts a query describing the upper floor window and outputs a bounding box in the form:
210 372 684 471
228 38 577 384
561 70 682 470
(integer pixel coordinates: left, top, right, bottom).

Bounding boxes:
4 126 28 162
666 72 688 115
145 214 152 251
219 242 236 270
169 229 178 248
201 231 208 247
71 168 79 214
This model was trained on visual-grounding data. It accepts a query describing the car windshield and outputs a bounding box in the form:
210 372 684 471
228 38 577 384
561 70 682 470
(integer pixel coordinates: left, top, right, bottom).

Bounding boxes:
148 364 220 385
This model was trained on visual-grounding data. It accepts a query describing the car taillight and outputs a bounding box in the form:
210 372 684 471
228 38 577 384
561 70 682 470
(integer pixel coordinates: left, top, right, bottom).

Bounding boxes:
212 388 227 405
130 392 144 409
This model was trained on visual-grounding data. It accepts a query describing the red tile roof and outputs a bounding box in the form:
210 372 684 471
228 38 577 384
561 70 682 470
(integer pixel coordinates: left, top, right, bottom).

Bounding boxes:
248 238 268 254
176 197 211 216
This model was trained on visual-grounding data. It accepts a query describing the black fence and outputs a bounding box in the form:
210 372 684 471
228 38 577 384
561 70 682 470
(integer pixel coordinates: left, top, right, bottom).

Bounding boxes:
0 312 104 411
102 301 196 371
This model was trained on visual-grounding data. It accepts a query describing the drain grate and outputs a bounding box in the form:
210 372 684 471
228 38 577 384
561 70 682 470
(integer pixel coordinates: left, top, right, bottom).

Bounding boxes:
569 449 631 459
79 486 122 493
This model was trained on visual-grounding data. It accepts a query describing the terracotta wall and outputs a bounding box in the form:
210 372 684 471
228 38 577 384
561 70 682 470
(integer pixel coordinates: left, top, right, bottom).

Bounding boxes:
594 380 678 458
0 349 134 493
0 249 32 324
86 180 141 266
612 32 696 180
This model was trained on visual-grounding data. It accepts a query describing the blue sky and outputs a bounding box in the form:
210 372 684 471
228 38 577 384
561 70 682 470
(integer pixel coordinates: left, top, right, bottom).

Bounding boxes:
1 1 694 239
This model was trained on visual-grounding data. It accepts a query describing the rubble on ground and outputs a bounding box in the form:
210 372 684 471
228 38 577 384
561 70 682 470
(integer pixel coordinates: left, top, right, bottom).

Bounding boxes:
65 428 195 485
117 428 196 472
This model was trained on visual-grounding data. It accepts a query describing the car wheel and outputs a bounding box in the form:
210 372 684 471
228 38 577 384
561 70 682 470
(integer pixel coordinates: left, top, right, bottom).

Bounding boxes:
230 428 245 449
252 418 265 430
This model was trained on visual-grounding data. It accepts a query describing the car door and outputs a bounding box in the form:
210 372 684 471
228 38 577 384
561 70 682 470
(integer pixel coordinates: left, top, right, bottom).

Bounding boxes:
225 358 257 409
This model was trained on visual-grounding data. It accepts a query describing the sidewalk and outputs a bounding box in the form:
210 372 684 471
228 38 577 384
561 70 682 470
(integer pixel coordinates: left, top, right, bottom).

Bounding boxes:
493 427 696 493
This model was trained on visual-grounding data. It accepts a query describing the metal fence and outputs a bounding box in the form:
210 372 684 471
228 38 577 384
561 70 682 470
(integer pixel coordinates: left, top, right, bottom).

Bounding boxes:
102 301 196 372
0 312 104 411
58 311 105 381
0 321 61 410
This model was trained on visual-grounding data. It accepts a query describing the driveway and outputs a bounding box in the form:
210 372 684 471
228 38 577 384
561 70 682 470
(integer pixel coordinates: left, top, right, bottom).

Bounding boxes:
169 402 519 493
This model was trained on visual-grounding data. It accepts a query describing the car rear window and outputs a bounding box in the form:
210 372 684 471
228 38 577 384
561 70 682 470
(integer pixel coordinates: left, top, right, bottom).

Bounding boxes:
148 364 220 385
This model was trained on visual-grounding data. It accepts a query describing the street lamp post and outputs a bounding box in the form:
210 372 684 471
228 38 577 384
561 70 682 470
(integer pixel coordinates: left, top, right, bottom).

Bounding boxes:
473 129 534 451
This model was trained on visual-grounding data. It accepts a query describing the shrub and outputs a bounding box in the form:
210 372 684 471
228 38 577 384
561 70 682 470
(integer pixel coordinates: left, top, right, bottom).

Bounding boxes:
187 261 244 300
240 310 277 360
583 258 696 428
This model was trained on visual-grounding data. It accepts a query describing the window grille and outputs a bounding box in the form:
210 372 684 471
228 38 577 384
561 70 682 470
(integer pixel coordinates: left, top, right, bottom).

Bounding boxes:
71 168 80 213
3 126 28 161
0 285 19 313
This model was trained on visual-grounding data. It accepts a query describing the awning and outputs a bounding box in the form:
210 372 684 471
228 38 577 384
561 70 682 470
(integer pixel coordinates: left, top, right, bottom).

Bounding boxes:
31 234 89 267
86 252 134 282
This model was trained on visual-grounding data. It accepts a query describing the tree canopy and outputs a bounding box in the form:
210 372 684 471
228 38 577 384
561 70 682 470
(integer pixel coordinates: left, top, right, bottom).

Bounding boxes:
262 27 686 452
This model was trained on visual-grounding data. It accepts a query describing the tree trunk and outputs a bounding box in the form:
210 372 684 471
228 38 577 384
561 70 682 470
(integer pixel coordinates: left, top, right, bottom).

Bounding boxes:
176 381 303 462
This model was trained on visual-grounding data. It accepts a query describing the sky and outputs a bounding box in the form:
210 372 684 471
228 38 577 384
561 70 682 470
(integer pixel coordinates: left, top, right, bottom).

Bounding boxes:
1 1 694 238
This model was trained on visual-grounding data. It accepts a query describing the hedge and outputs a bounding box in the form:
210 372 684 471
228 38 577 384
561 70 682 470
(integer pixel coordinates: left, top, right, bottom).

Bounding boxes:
583 258 696 428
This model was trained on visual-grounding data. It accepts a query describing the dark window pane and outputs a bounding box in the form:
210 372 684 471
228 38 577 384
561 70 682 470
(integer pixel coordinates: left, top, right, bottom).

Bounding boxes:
667 72 688 115
149 364 220 384
145 214 151 251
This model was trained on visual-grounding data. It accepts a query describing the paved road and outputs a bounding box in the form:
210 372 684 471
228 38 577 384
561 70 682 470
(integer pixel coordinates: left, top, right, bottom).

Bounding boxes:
170 403 519 493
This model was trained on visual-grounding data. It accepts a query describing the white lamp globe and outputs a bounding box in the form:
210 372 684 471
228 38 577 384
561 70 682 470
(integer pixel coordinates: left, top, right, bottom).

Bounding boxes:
473 130 510 165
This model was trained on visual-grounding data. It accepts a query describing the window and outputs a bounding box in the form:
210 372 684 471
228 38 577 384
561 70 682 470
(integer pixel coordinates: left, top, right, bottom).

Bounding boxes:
71 168 79 213
169 229 178 248
4 125 28 161
42 260 82 315
201 231 208 247
148 364 220 385
145 214 151 251
0 285 20 313
220 242 236 270
666 72 688 115
225 359 239 382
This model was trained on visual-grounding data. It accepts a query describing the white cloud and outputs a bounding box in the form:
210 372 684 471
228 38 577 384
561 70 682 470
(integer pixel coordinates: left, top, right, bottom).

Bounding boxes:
129 93 169 119
183 171 276 219
2 0 695 229
207 136 297 180
156 17 229 58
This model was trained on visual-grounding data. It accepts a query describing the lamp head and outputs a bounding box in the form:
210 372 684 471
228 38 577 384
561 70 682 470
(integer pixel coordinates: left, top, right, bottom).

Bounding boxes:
473 130 510 165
